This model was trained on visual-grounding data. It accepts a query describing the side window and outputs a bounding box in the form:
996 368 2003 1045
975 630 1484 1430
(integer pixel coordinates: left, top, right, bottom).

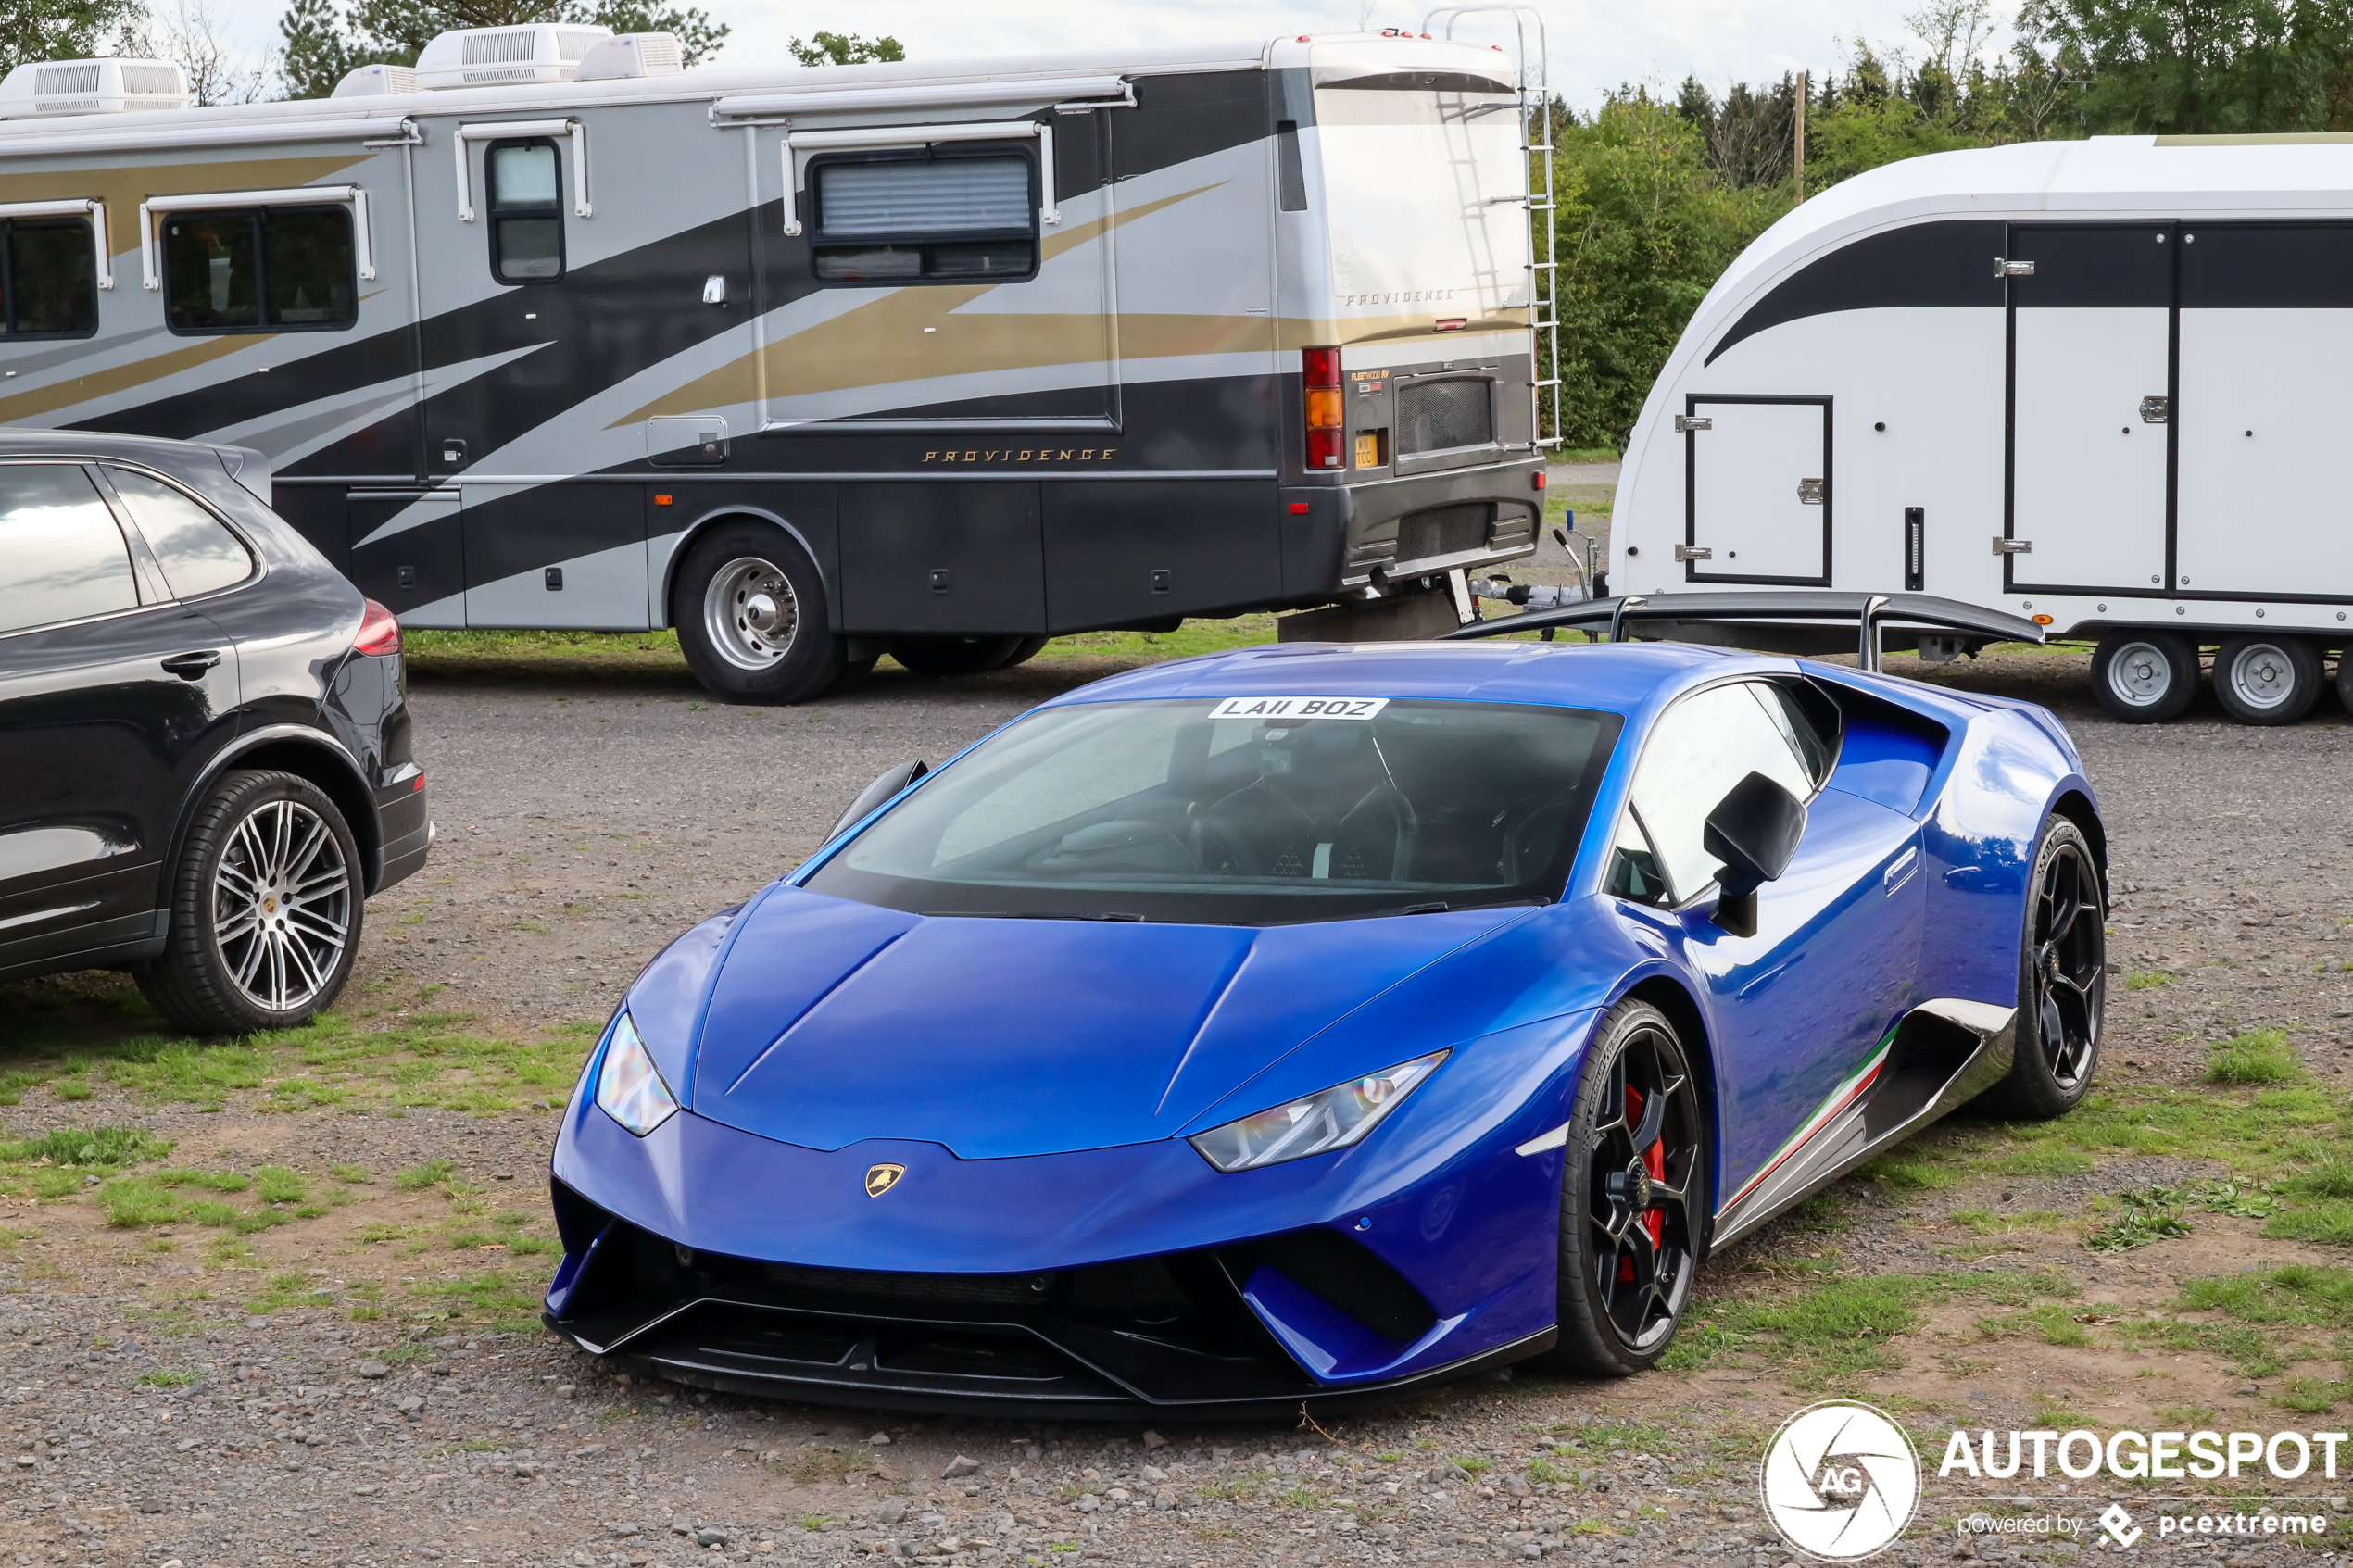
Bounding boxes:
810 152 1036 283
0 465 139 634
105 467 253 599
1604 810 1670 907
487 141 563 283
2 219 96 337
164 207 355 332
1616 682 1815 904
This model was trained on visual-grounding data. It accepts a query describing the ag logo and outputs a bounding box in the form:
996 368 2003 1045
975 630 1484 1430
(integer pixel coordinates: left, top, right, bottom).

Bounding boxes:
863 1162 906 1198
1760 1399 1920 1560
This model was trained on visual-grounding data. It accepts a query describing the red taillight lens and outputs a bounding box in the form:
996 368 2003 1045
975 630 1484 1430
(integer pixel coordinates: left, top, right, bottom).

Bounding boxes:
1302 347 1344 469
1306 429 1346 469
355 598 402 656
1302 346 1340 387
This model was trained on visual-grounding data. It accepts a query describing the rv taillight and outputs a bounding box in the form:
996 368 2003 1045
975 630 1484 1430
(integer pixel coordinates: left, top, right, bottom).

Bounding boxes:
354 598 402 657
1303 346 1344 470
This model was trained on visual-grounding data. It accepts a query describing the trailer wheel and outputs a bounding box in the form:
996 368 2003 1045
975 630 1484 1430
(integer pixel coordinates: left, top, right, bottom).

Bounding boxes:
2214 634 2322 726
889 635 1026 677
673 521 848 705
2090 633 2198 723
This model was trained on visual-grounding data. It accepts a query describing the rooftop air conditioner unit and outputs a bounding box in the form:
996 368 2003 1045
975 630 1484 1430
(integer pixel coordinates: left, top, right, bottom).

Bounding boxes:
413 23 612 90
331 62 419 97
0 57 189 118
574 32 683 81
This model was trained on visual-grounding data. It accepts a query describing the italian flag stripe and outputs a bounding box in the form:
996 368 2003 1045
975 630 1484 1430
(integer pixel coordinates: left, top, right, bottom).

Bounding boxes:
1724 1027 1897 1211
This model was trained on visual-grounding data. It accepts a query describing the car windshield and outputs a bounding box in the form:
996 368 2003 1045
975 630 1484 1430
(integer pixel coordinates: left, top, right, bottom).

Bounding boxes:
804 696 1621 924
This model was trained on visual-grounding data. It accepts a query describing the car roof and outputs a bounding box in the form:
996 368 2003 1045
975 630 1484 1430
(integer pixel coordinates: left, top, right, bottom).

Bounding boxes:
1043 638 1772 719
0 425 228 467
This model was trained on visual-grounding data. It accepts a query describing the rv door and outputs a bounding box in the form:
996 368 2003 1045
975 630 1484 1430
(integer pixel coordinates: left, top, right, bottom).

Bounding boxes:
1681 395 1831 585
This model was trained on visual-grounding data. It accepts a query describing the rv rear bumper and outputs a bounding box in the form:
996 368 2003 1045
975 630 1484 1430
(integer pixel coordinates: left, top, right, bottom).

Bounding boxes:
1287 457 1545 596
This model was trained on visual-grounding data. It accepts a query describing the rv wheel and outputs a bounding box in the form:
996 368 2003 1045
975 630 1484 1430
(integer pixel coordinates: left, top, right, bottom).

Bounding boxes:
999 635 1051 671
2089 633 2198 723
2214 634 2322 726
889 635 1026 677
673 521 848 705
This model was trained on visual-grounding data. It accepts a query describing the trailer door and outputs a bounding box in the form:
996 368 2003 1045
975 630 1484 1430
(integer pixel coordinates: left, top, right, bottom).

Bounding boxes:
2176 223 2353 600
1682 395 1831 584
2006 225 2174 596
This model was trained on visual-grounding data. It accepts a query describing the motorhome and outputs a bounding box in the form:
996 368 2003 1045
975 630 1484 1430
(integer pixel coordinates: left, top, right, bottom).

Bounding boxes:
1607 133 2353 725
0 16 1554 700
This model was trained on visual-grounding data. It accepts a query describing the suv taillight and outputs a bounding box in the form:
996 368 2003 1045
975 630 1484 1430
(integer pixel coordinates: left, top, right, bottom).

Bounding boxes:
354 598 402 656
1303 346 1343 470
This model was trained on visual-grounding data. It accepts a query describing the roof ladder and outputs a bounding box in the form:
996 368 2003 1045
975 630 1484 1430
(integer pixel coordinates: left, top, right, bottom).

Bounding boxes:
1422 4 1560 453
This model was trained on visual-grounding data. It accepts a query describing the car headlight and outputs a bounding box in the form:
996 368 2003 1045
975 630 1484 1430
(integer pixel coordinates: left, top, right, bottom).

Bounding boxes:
595 1011 678 1137
1189 1050 1449 1173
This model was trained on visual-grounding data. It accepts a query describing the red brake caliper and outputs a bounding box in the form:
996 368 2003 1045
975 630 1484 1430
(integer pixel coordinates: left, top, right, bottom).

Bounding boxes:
1617 1086 1667 1281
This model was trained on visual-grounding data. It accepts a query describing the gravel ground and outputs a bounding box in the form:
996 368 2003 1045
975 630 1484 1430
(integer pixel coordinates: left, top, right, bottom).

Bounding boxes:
5 639 2353 1568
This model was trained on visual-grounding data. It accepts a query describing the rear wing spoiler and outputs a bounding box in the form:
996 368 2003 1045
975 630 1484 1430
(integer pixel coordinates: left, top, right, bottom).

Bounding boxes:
1442 591 2046 672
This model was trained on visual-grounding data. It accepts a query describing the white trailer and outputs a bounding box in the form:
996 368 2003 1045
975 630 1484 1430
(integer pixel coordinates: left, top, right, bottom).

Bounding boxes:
1607 133 2353 724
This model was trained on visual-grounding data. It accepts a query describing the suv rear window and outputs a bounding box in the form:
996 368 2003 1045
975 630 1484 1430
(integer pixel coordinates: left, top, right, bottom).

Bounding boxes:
0 464 137 633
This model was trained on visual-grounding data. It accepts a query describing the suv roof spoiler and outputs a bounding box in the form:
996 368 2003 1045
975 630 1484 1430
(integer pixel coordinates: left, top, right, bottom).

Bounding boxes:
1442 590 2046 672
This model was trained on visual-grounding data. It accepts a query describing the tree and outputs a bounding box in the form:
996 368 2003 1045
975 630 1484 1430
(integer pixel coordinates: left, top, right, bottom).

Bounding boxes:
0 0 144 73
122 0 271 102
278 0 728 98
787 29 900 67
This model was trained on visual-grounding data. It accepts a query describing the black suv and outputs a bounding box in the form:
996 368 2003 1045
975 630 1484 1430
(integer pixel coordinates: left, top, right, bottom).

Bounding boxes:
0 431 430 1033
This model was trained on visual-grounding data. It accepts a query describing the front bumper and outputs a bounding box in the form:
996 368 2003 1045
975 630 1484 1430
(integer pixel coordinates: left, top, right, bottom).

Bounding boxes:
543 1015 1592 1415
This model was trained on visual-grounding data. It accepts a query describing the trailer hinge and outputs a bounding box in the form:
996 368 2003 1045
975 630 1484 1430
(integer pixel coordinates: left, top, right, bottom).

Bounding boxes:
2139 395 2170 423
1993 537 2032 555
1995 257 2035 277
1673 415 1712 433
1674 545 1713 561
1796 478 1825 505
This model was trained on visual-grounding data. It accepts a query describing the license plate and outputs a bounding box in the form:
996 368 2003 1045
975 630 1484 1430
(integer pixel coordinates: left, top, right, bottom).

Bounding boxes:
1207 696 1389 721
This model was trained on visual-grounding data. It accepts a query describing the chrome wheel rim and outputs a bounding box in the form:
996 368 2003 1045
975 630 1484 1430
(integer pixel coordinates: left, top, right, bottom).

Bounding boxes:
2228 642 2298 709
703 556 799 671
1586 1022 1700 1351
2106 640 2174 708
2031 838 2103 1090
214 799 350 1015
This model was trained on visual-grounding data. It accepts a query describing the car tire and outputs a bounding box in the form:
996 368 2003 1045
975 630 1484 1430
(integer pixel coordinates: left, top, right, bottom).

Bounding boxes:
2089 632 2198 723
889 634 1027 677
1977 816 2105 1122
138 769 363 1035
1535 997 1707 1377
2213 633 2322 726
673 521 848 705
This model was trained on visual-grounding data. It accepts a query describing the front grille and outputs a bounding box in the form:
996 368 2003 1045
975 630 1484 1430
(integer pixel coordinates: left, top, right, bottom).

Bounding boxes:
1396 503 1493 564
1398 377 1494 454
764 1261 1049 1308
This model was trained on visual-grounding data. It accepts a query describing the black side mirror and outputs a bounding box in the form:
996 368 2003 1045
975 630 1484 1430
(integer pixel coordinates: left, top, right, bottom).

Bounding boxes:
829 759 928 841
1703 771 1806 936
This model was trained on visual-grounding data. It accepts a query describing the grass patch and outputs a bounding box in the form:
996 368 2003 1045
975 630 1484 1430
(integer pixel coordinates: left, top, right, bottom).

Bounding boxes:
134 1371 195 1387
2083 1187 2194 1251
395 1160 457 1191
1978 1304 2095 1347
2125 970 2173 989
1 1124 170 1167
2208 1029 2299 1085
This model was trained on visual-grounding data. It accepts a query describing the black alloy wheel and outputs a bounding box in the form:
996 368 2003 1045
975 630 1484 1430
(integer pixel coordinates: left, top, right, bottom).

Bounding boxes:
1980 817 2105 1120
1539 997 1706 1376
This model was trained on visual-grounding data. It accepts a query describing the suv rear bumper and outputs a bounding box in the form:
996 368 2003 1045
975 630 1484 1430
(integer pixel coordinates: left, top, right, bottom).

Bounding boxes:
373 780 431 894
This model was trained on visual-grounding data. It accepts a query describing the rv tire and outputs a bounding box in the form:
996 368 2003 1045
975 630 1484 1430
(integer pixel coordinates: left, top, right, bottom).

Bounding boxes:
673 521 848 705
1000 635 1050 671
2089 632 2198 723
889 635 1026 677
2214 633 2322 726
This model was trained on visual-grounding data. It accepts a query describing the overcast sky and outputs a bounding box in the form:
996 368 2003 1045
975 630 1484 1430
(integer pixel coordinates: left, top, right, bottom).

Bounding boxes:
192 0 2026 107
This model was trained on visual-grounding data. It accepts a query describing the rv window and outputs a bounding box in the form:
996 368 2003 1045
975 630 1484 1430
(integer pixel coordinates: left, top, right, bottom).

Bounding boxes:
163 207 355 333
810 153 1037 283
2 220 96 338
487 141 563 283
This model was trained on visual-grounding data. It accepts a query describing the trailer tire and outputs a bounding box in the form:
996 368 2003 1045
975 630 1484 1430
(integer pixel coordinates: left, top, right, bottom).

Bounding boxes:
889 634 1026 677
673 522 848 705
2090 632 2198 723
2214 634 2322 726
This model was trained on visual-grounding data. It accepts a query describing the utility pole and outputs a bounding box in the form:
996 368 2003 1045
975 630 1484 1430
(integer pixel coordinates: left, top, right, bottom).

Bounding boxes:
1794 69 1807 202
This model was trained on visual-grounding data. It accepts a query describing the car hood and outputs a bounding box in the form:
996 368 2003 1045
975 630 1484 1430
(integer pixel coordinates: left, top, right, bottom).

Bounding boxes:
682 887 1535 1159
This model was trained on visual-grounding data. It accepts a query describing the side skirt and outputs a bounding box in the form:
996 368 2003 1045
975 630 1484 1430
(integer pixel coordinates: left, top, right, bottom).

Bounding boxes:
1707 998 2016 1253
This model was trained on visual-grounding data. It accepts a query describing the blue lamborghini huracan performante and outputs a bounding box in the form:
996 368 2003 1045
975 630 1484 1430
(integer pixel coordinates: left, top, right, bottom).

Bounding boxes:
544 601 2105 1416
